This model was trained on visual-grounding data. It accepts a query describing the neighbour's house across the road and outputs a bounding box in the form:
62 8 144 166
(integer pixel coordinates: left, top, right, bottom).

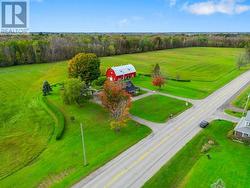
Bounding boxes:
106 64 136 81
234 111 250 140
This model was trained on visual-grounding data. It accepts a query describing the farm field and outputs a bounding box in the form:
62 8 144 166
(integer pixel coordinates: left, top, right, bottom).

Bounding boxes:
0 47 248 187
143 120 250 188
102 47 247 99
130 94 191 123
0 63 151 187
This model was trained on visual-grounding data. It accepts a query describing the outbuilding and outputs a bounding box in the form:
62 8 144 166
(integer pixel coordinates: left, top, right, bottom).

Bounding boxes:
106 64 136 81
234 111 250 141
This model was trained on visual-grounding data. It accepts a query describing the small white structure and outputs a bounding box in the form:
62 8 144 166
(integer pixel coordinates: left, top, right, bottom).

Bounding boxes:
234 111 250 140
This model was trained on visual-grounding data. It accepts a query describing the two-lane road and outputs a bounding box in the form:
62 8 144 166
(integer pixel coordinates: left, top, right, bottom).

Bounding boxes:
73 70 250 188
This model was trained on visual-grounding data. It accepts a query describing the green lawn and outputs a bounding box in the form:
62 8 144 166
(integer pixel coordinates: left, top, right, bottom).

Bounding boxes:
0 47 248 187
130 95 191 123
233 85 250 110
224 109 243 118
0 64 151 187
143 120 250 188
101 47 248 99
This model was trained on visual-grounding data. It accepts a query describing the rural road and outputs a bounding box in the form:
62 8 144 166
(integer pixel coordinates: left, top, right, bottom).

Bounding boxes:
73 70 250 188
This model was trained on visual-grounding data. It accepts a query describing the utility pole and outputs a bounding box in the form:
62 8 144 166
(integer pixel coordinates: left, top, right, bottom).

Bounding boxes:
243 94 250 116
80 123 88 166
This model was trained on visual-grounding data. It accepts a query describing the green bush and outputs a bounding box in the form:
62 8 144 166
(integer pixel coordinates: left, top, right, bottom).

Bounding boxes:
93 76 106 86
62 78 84 105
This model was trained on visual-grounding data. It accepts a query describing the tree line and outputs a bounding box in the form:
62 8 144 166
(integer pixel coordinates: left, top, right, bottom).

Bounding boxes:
1 33 250 67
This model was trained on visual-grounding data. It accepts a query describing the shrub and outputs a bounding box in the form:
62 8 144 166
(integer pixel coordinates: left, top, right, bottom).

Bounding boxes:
42 81 52 96
42 96 65 140
93 76 106 86
227 130 234 139
138 73 151 77
201 143 212 153
152 75 166 89
208 140 215 145
62 78 84 105
200 139 215 153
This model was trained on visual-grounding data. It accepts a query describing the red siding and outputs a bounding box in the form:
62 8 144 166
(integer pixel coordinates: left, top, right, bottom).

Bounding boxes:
106 68 136 81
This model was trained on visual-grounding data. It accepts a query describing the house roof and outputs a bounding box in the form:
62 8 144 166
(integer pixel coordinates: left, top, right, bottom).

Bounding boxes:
245 111 250 122
111 64 136 76
124 80 137 92
234 117 250 135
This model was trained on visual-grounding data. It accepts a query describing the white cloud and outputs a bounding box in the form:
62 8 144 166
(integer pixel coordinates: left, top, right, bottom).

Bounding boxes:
118 18 129 27
183 0 250 15
235 4 250 13
169 0 177 6
118 16 144 28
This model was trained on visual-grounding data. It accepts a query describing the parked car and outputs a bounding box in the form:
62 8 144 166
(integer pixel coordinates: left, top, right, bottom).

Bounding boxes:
199 121 209 128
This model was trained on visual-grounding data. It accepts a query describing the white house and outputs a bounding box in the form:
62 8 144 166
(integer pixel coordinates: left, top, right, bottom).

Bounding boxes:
234 111 250 140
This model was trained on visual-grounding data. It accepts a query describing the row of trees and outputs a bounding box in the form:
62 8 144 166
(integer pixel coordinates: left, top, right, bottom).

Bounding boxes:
237 45 250 69
1 34 250 67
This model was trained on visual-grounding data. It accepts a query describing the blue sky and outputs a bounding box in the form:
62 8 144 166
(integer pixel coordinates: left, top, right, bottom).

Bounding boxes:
30 0 250 32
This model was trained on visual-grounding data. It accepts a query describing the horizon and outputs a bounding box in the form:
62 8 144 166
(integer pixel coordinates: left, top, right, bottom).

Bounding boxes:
29 0 250 33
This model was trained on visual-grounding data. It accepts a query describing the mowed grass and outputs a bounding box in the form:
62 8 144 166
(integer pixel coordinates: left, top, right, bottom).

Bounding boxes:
0 47 248 186
233 85 250 110
0 64 151 187
224 109 243 118
143 120 250 188
0 62 67 180
130 95 191 123
101 47 248 99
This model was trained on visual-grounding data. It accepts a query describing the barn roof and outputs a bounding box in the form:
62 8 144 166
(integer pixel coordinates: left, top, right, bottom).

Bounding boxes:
111 64 136 76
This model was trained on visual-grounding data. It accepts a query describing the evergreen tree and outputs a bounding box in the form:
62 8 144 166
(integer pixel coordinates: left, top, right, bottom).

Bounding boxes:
42 81 52 96
152 63 161 77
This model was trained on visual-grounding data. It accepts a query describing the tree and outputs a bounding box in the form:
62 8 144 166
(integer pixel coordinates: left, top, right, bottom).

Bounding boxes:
68 53 101 85
245 43 250 62
236 54 246 70
99 80 131 131
42 81 52 96
152 63 161 77
62 78 87 105
152 75 165 90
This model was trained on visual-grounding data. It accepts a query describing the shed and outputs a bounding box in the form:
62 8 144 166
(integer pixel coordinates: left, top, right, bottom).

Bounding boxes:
106 64 136 81
234 111 250 140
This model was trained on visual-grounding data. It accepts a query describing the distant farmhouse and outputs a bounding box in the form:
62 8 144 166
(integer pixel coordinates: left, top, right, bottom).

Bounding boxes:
106 64 139 95
106 64 136 81
234 111 250 140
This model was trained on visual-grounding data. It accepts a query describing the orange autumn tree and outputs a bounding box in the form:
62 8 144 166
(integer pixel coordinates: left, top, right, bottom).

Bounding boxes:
152 75 165 90
99 80 132 131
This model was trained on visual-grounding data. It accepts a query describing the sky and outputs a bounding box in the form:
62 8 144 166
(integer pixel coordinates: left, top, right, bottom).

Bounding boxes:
30 0 250 32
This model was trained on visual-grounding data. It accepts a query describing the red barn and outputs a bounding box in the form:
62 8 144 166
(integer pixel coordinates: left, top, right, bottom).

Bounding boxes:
106 64 136 81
